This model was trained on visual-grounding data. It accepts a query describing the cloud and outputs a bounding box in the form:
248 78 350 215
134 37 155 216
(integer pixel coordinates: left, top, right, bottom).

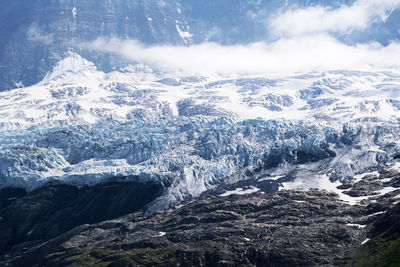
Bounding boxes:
27 25 54 45
85 35 400 75
82 0 400 75
268 0 400 38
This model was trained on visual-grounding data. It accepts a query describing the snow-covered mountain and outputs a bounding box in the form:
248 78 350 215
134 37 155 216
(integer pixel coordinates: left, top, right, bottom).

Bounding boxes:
3 2 400 265
1 53 400 210
2 52 400 128
1 0 400 212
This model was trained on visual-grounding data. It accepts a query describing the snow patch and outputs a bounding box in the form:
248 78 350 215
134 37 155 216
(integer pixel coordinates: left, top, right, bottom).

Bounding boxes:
367 211 386 217
280 172 368 205
176 20 192 44
361 238 370 245
293 200 307 204
346 223 366 228
27 224 37 236
157 232 166 237
72 7 77 19
220 186 260 197
259 175 284 182
15 81 24 88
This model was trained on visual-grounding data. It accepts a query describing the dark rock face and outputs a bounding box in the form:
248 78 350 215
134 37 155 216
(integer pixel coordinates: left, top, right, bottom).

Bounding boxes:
0 190 373 266
0 0 187 91
263 144 336 169
0 188 27 210
0 180 163 253
344 179 383 197
371 204 400 241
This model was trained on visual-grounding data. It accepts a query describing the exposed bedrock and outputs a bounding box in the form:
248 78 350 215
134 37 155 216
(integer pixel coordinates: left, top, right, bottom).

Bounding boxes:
0 180 163 253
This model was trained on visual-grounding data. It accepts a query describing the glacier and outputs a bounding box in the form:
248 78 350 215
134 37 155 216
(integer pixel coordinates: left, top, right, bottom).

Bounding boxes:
1 53 400 210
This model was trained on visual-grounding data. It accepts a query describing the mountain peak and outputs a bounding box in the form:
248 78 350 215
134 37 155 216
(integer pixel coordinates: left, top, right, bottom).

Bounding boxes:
42 51 98 82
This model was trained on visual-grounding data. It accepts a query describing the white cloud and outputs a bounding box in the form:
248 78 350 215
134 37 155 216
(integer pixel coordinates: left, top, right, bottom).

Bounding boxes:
85 35 400 75
82 0 400 75
27 25 54 45
269 0 400 38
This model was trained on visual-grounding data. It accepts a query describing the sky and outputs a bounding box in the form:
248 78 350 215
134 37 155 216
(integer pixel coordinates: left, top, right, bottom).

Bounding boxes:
86 0 400 75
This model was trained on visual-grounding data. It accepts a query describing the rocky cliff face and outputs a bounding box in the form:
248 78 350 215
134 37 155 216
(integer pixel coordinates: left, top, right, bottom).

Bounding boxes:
0 0 188 91
0 180 164 253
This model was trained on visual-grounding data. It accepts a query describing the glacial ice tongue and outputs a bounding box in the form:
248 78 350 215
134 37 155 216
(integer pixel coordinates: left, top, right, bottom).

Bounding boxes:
1 117 400 210
1 53 400 210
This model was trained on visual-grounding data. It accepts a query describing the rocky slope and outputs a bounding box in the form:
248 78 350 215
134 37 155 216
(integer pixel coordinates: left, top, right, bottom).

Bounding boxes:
352 200 400 266
1 168 399 266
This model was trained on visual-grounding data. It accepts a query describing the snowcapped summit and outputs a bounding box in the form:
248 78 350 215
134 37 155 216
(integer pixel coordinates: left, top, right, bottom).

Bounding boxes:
42 51 98 83
55 51 96 73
